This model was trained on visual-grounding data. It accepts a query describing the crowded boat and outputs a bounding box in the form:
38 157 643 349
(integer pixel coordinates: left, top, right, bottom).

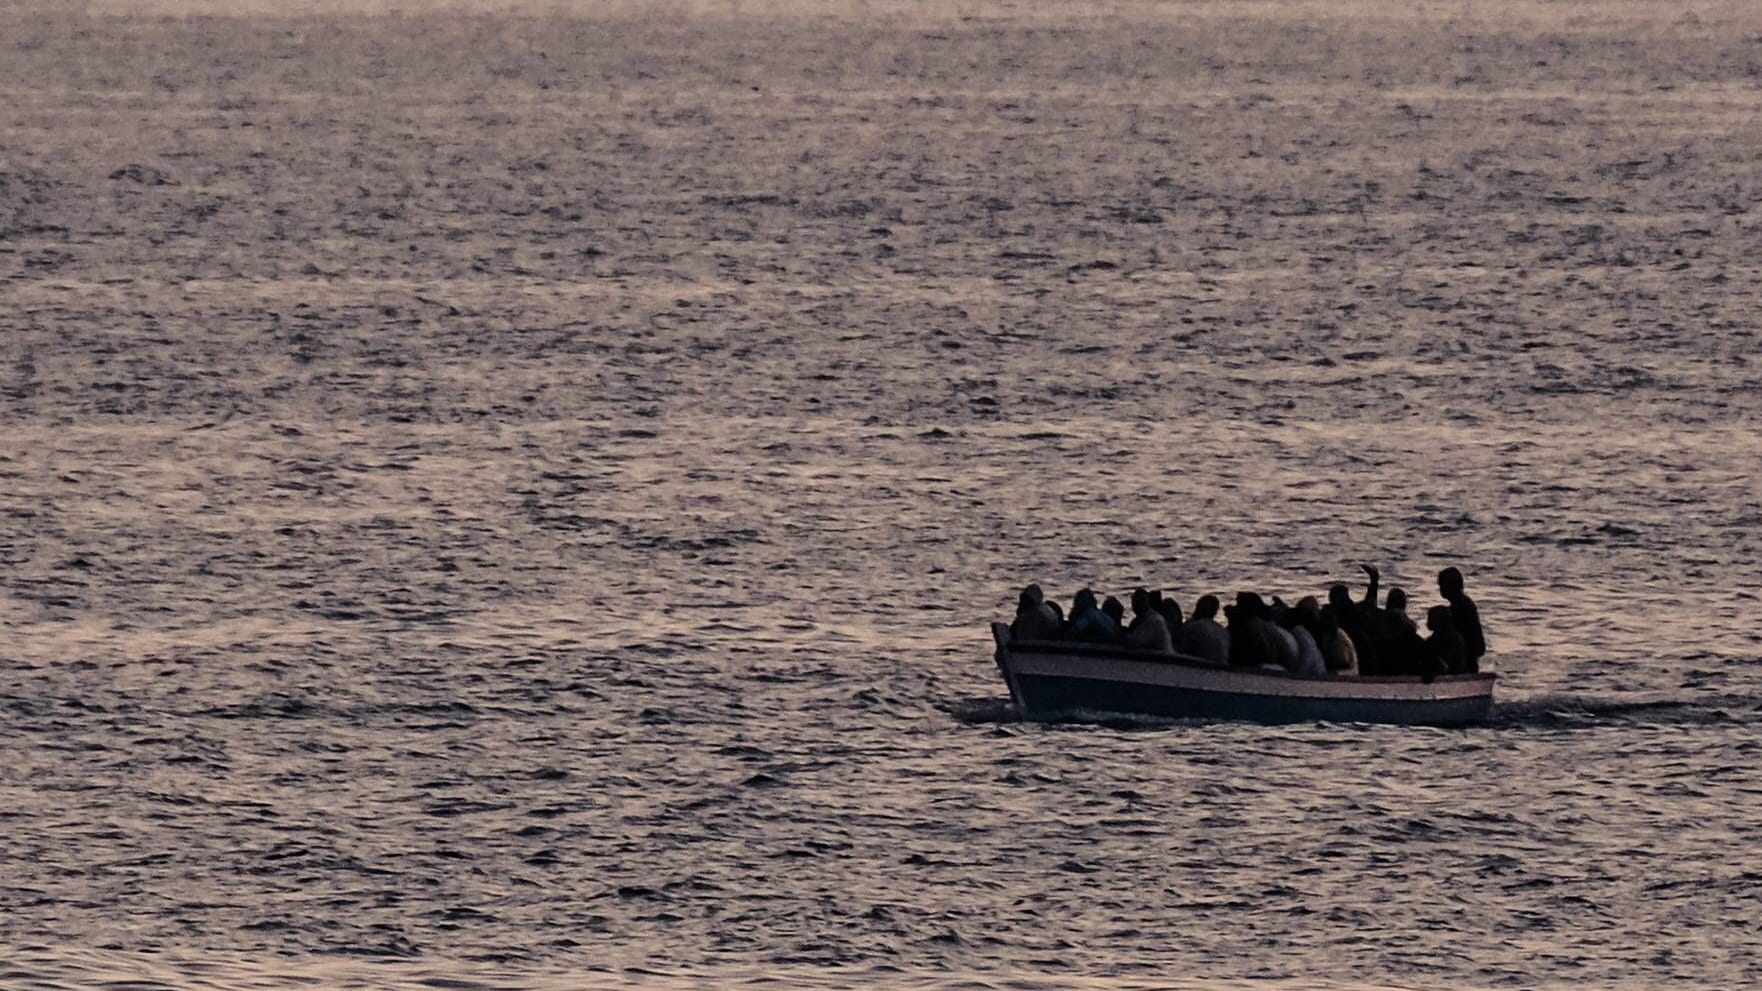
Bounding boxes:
1009 565 1486 678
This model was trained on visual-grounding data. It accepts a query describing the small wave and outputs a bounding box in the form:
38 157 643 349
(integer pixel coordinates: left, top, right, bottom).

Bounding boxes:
945 696 1018 725
1491 693 1762 728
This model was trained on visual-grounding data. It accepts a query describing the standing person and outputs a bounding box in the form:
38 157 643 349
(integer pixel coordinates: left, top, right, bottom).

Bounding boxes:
1438 567 1487 666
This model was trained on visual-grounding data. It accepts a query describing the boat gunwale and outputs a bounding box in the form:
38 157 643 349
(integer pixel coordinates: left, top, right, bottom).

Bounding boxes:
994 622 1497 687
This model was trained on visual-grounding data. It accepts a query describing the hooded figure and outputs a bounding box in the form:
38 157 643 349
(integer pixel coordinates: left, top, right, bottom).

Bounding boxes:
1010 583 1062 642
1065 588 1121 644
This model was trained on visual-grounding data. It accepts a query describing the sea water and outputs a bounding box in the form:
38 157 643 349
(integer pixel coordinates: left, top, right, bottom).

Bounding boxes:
4 2 1762 987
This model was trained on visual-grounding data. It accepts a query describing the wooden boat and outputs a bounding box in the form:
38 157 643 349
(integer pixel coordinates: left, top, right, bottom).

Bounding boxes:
992 623 1496 726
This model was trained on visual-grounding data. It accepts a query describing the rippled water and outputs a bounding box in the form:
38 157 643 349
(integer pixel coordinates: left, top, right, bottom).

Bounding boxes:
4 1 1762 988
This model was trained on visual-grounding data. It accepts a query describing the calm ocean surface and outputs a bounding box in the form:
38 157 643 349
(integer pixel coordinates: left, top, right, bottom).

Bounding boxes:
4 2 1762 988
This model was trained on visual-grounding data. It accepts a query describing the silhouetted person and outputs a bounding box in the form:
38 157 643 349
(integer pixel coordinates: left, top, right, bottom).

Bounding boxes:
1384 587 1417 634
1124 587 1175 653
1367 585 1425 673
1227 592 1287 668
1284 600 1328 677
1359 577 1438 677
1101 595 1126 633
1315 607 1358 673
1426 604 1471 674
1352 563 1410 663
1326 582 1380 675
1153 591 1184 635
1010 583 1062 641
1438 567 1486 665
1178 594 1230 665
1065 588 1121 644
1266 608 1300 672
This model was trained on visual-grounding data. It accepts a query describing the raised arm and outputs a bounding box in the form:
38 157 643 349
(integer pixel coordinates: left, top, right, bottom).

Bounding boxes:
1359 563 1380 609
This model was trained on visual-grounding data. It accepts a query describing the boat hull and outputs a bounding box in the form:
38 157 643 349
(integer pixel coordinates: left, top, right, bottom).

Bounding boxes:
993 623 1495 727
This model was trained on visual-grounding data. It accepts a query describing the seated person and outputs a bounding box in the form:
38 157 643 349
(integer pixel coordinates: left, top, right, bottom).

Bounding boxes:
1226 592 1287 669
1064 588 1122 644
1384 587 1418 634
1325 581 1382 675
1177 594 1230 665
1284 602 1329 677
1101 595 1127 632
1153 591 1184 634
1382 613 1443 678
1123 587 1175 653
1315 607 1358 674
1267 613 1300 672
1009 583 1062 641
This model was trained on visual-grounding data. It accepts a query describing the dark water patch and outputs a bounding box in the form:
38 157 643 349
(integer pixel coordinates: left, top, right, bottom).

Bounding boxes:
196 693 326 720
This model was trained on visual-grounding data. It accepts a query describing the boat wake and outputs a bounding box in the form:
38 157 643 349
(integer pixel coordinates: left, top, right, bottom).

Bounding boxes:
946 696 1018 725
949 694 1762 730
1490 693 1762 729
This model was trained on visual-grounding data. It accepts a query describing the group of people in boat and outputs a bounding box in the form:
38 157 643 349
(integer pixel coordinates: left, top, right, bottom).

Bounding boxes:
1009 565 1486 678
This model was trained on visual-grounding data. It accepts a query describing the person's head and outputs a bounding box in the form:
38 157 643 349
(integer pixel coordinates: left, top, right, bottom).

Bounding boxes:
1073 588 1099 613
1130 587 1151 617
1235 591 1267 620
1427 604 1453 632
1194 594 1220 620
1296 595 1321 618
1023 583 1044 606
1387 587 1408 613
1047 600 1065 622
1327 583 1352 610
1439 567 1465 596
1156 597 1184 626
1102 596 1125 625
